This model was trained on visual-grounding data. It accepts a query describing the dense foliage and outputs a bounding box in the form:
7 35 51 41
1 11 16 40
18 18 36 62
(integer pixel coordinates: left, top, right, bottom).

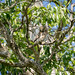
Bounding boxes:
0 0 75 75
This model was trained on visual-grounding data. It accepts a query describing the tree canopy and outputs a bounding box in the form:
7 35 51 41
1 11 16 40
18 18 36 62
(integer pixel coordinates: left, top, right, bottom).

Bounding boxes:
0 0 75 75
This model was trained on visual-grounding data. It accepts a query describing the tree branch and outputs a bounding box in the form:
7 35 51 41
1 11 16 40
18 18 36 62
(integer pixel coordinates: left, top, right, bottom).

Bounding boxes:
24 1 34 44
51 0 64 7
70 3 75 21
0 0 31 13
0 59 27 68
65 0 72 8
42 45 64 66
42 50 55 66
0 1 18 13
51 0 75 18
0 21 30 64
13 15 24 32
57 18 75 45
55 19 63 39
62 31 73 43
0 51 10 58
0 22 10 45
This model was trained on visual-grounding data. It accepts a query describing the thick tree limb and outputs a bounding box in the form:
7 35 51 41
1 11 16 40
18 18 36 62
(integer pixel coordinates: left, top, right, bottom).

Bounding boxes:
6 19 13 43
36 44 40 62
0 35 46 75
0 39 11 58
32 47 40 62
0 58 47 75
0 21 29 64
0 51 10 58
